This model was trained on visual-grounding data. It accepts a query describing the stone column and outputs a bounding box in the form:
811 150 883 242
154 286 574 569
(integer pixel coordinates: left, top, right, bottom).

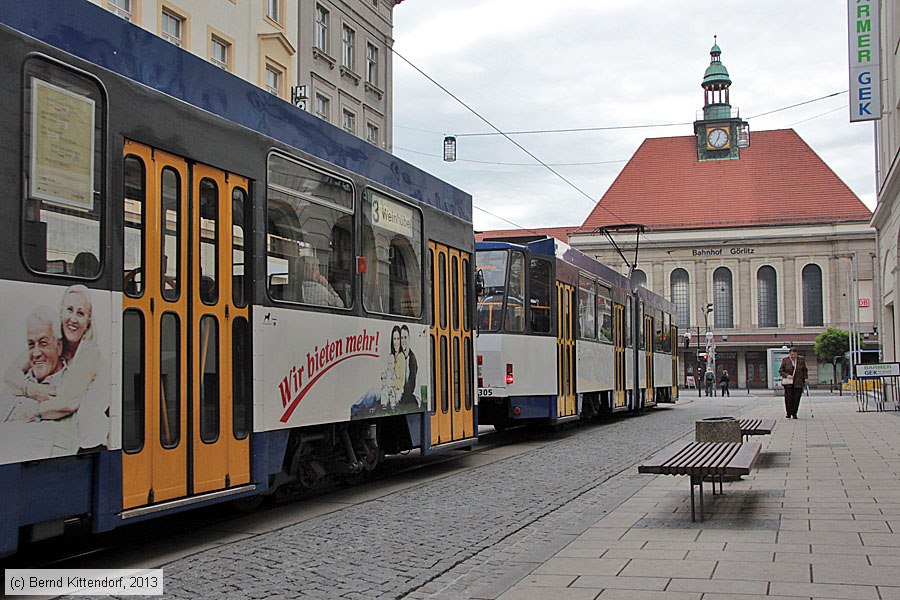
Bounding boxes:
783 257 797 327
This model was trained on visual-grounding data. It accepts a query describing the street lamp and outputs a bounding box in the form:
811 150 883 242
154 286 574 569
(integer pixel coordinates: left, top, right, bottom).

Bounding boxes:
704 303 714 378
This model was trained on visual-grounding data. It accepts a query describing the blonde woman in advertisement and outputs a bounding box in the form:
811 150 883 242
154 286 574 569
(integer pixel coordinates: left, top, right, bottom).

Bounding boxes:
3 285 106 451
380 325 405 410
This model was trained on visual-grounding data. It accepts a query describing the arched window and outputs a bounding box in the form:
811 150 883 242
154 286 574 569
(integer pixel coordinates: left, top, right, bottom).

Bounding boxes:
713 267 733 328
802 263 824 326
670 268 690 328
632 269 647 288
757 266 778 327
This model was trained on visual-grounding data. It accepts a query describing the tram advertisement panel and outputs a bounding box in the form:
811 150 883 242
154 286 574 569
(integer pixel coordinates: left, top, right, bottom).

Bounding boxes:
0 281 115 465
259 310 430 430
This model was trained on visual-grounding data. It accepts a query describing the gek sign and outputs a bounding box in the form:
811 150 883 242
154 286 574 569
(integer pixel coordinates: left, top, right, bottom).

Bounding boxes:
848 0 881 122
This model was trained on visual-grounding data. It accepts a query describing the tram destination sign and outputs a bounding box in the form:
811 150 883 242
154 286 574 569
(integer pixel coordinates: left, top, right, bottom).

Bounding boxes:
855 363 900 378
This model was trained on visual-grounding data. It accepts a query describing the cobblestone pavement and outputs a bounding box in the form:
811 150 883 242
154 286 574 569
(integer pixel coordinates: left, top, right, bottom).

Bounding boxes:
108 394 759 600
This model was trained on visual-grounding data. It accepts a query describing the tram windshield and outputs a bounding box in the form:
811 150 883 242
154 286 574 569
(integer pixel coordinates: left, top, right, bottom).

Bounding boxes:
476 250 511 332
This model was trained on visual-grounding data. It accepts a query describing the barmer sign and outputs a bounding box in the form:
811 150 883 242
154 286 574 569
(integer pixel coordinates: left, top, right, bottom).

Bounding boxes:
848 0 881 122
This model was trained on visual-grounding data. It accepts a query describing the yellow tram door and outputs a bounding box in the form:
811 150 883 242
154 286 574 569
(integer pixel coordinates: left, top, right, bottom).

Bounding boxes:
612 303 627 409
121 142 190 508
121 141 251 510
429 242 476 446
190 165 251 494
556 282 576 418
644 312 654 405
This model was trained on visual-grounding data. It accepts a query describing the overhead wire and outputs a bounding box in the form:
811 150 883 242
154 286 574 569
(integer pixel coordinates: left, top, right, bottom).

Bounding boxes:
390 46 645 238
395 146 628 167
390 49 851 244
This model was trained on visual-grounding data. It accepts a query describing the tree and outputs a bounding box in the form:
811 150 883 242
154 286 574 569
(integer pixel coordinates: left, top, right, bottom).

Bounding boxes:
814 328 850 362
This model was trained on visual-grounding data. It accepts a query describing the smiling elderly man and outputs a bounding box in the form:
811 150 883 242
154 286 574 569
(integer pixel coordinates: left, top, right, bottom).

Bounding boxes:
1 306 69 423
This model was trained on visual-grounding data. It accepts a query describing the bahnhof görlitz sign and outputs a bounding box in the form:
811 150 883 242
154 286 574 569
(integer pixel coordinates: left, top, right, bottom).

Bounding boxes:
691 247 755 257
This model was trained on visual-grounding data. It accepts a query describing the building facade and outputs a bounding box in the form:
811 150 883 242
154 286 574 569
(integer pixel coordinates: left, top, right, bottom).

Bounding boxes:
871 0 900 364
90 0 400 149
479 44 877 389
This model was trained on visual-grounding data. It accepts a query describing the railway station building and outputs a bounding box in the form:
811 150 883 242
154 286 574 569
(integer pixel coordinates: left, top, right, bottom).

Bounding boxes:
479 44 876 389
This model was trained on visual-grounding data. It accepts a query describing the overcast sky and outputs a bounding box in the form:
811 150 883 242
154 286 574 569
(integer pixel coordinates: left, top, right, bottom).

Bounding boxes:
392 0 877 232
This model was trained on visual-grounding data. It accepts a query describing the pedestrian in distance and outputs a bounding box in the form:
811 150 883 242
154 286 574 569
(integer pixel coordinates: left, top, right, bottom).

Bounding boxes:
704 368 715 397
719 369 730 396
779 347 808 419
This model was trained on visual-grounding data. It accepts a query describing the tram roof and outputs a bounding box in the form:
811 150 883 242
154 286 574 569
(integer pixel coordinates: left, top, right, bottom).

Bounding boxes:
528 238 630 289
0 0 472 223
475 241 528 252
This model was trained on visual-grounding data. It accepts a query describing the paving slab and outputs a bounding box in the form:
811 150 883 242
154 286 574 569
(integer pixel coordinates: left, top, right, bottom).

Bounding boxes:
487 393 900 600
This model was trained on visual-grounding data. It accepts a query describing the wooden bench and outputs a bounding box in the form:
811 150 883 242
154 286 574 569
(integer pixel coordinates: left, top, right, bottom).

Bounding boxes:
638 441 761 522
739 418 776 442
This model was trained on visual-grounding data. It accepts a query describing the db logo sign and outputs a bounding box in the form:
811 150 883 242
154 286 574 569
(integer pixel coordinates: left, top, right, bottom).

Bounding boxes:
858 298 870 308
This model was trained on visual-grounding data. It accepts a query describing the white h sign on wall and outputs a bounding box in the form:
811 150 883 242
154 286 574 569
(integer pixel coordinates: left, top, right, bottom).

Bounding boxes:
848 0 881 122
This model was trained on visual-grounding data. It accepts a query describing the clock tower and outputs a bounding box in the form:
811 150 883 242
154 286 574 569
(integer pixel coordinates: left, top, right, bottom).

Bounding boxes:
694 39 749 161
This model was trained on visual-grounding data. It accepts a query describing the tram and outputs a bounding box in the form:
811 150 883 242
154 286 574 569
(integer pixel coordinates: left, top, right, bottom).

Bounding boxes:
0 0 476 557
475 238 677 428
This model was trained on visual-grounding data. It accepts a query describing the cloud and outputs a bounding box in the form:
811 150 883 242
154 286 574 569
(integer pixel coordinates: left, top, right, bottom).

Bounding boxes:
393 0 877 230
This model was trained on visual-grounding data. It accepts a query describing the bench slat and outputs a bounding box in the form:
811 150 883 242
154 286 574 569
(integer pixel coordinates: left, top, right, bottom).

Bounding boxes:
638 442 761 477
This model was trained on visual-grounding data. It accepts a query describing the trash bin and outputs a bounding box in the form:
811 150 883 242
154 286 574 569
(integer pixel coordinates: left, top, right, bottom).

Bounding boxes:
695 416 741 444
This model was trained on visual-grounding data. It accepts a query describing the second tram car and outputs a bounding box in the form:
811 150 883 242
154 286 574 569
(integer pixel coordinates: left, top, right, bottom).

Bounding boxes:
475 238 677 428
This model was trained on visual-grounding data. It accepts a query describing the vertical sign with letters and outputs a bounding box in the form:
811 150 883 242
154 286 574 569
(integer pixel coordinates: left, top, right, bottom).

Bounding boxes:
848 0 881 122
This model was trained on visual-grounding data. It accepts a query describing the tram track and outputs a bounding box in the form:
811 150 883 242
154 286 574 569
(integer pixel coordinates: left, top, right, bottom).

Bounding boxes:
1 419 596 571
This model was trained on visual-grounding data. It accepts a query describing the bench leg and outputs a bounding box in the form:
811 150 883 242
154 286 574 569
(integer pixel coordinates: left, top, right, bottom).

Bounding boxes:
690 475 697 522
699 474 705 521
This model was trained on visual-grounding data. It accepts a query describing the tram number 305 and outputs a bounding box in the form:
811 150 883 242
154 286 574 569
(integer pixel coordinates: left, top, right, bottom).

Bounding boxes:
478 388 505 398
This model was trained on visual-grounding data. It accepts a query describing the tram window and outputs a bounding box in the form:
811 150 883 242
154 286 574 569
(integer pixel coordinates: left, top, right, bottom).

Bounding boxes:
266 154 353 309
232 187 248 308
22 64 105 278
123 155 145 297
462 258 471 331
597 286 612 343
578 276 596 340
505 252 525 333
662 312 671 354
429 334 438 414
654 308 664 353
440 336 449 413
199 315 220 443
451 256 460 330
624 298 632 348
476 250 508 332
639 302 646 350
122 309 145 453
362 189 422 317
233 317 251 438
161 167 181 302
453 337 461 410
430 334 436 414
428 249 435 325
159 312 180 449
199 179 219 305
464 337 473 409
438 252 447 328
529 259 552 334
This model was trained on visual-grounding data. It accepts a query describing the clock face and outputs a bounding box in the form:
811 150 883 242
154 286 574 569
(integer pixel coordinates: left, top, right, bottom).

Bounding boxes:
708 128 729 149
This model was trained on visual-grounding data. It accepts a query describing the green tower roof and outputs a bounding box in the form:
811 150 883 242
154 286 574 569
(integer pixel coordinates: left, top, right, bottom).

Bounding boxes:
702 41 731 87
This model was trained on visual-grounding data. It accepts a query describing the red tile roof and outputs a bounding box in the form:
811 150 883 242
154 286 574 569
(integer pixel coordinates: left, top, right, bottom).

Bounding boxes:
580 129 872 232
475 226 579 244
